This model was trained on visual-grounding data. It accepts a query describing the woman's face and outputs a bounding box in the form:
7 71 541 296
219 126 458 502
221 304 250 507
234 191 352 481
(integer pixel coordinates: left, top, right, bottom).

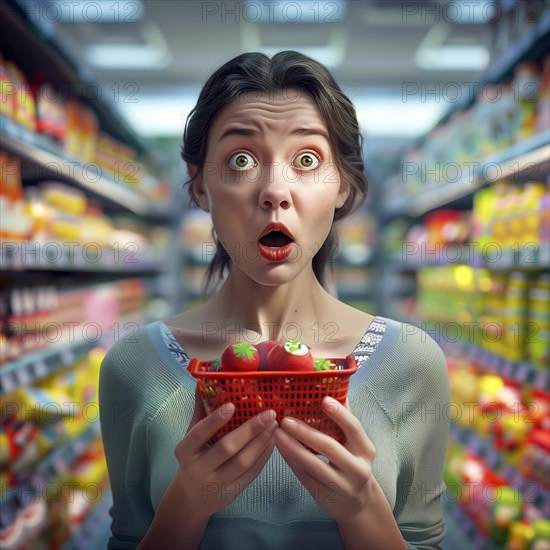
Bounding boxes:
192 89 349 286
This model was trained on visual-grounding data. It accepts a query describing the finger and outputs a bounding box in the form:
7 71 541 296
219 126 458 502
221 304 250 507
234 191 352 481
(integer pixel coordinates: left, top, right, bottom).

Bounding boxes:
202 409 278 470
217 420 278 481
186 384 207 434
179 402 236 457
279 417 364 479
322 396 375 459
199 439 276 512
275 429 341 502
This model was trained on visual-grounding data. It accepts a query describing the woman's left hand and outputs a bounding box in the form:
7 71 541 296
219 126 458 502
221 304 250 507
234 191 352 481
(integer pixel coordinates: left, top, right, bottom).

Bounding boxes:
274 396 376 523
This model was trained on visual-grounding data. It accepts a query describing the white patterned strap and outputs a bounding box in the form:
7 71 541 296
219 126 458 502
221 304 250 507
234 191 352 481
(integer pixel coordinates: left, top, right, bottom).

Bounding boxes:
161 318 388 371
353 317 387 368
160 322 190 367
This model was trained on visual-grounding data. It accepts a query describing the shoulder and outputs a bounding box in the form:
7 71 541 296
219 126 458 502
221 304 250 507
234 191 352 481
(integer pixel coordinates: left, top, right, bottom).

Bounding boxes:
99 321 184 397
367 318 450 420
377 317 445 365
392 319 446 365
99 320 195 427
100 322 161 371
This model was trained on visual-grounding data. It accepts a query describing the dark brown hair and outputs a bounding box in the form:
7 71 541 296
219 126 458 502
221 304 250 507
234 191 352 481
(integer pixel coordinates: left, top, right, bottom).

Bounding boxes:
181 50 368 297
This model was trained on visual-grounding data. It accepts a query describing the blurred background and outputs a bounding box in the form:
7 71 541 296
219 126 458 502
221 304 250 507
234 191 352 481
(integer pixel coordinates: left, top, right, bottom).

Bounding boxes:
1 1 549 548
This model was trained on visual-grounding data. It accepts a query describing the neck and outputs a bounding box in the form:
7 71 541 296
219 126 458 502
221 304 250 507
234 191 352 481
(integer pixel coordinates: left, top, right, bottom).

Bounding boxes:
210 265 336 341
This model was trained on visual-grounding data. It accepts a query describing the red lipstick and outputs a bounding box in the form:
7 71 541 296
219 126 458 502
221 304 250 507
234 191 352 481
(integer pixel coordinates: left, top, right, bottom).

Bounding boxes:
257 222 295 262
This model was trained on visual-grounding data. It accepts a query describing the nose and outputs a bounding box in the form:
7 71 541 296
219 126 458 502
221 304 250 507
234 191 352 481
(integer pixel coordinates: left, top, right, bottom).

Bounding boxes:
258 163 292 210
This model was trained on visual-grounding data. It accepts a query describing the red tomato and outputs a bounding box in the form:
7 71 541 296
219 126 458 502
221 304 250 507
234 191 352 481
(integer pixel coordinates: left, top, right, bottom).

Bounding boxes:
256 340 279 371
221 342 260 372
266 339 314 372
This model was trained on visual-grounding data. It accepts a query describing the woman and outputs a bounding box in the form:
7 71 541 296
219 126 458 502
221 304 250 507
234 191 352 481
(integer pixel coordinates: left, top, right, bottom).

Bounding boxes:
99 51 450 550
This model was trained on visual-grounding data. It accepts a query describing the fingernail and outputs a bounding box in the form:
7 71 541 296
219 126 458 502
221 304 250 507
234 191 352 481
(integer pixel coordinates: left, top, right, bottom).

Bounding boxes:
282 417 298 428
259 409 277 425
221 403 235 419
322 398 339 415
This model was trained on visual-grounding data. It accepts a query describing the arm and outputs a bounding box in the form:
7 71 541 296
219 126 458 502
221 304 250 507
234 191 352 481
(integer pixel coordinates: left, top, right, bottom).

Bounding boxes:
337 476 407 550
136 477 210 550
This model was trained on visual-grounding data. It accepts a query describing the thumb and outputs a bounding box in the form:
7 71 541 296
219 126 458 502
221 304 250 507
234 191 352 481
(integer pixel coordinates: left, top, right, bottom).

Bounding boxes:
186 383 206 434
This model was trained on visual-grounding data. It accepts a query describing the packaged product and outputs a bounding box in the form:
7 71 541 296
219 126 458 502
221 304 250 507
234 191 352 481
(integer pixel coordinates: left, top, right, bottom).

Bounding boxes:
513 62 541 142
0 153 32 242
64 100 82 158
64 101 99 162
0 53 15 119
520 428 550 490
503 272 529 362
530 519 550 550
78 103 99 162
527 274 550 370
489 486 524 545
474 84 519 156
506 520 535 550
0 501 25 550
30 77 67 143
4 61 36 131
535 54 550 134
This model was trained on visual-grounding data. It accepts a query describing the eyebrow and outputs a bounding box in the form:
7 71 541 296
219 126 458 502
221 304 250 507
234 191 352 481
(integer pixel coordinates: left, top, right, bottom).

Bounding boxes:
218 127 330 141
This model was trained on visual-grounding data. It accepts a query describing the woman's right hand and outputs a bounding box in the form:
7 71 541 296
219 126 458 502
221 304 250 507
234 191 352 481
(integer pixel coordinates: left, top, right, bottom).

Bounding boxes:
173 385 278 520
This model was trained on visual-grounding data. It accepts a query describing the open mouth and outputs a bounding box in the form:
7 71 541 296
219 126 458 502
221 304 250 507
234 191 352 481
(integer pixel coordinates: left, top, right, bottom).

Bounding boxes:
257 223 295 262
259 230 293 248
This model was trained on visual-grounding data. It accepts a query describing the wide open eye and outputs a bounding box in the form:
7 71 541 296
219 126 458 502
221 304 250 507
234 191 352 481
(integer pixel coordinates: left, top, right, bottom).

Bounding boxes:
294 151 321 171
228 152 257 171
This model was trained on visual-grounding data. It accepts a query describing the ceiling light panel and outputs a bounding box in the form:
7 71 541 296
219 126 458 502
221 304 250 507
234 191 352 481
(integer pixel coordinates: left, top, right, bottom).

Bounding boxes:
84 44 171 69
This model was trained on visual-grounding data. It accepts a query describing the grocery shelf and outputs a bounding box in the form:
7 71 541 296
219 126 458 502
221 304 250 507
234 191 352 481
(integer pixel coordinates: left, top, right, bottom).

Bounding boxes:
0 115 171 219
389 243 550 272
442 494 495 550
442 341 550 393
62 487 113 550
1 338 95 396
417 8 550 136
382 132 550 219
0 241 165 273
0 2 179 548
449 423 550 518
0 423 100 509
0 0 153 158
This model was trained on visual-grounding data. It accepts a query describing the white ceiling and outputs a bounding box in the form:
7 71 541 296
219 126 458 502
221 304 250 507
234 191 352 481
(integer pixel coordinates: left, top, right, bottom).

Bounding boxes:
49 0 496 138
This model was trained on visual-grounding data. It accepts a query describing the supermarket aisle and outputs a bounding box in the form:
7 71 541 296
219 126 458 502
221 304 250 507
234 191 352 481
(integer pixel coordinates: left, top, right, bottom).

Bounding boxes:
2 1 549 548
0 2 177 548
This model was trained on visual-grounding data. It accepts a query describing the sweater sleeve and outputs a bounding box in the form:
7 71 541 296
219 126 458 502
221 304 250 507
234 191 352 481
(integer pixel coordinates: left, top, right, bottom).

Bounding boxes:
99 327 173 549
391 324 451 550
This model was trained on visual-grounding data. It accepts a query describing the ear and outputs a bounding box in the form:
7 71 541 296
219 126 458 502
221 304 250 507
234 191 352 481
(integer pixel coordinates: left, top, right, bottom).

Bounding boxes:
188 164 210 212
335 175 351 209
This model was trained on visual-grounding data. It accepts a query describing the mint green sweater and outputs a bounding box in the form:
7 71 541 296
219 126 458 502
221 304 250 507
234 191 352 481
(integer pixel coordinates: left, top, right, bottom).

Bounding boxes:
99 319 450 549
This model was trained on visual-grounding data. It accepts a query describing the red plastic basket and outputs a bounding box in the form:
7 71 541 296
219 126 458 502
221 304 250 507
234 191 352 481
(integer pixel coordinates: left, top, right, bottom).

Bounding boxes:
187 354 358 445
